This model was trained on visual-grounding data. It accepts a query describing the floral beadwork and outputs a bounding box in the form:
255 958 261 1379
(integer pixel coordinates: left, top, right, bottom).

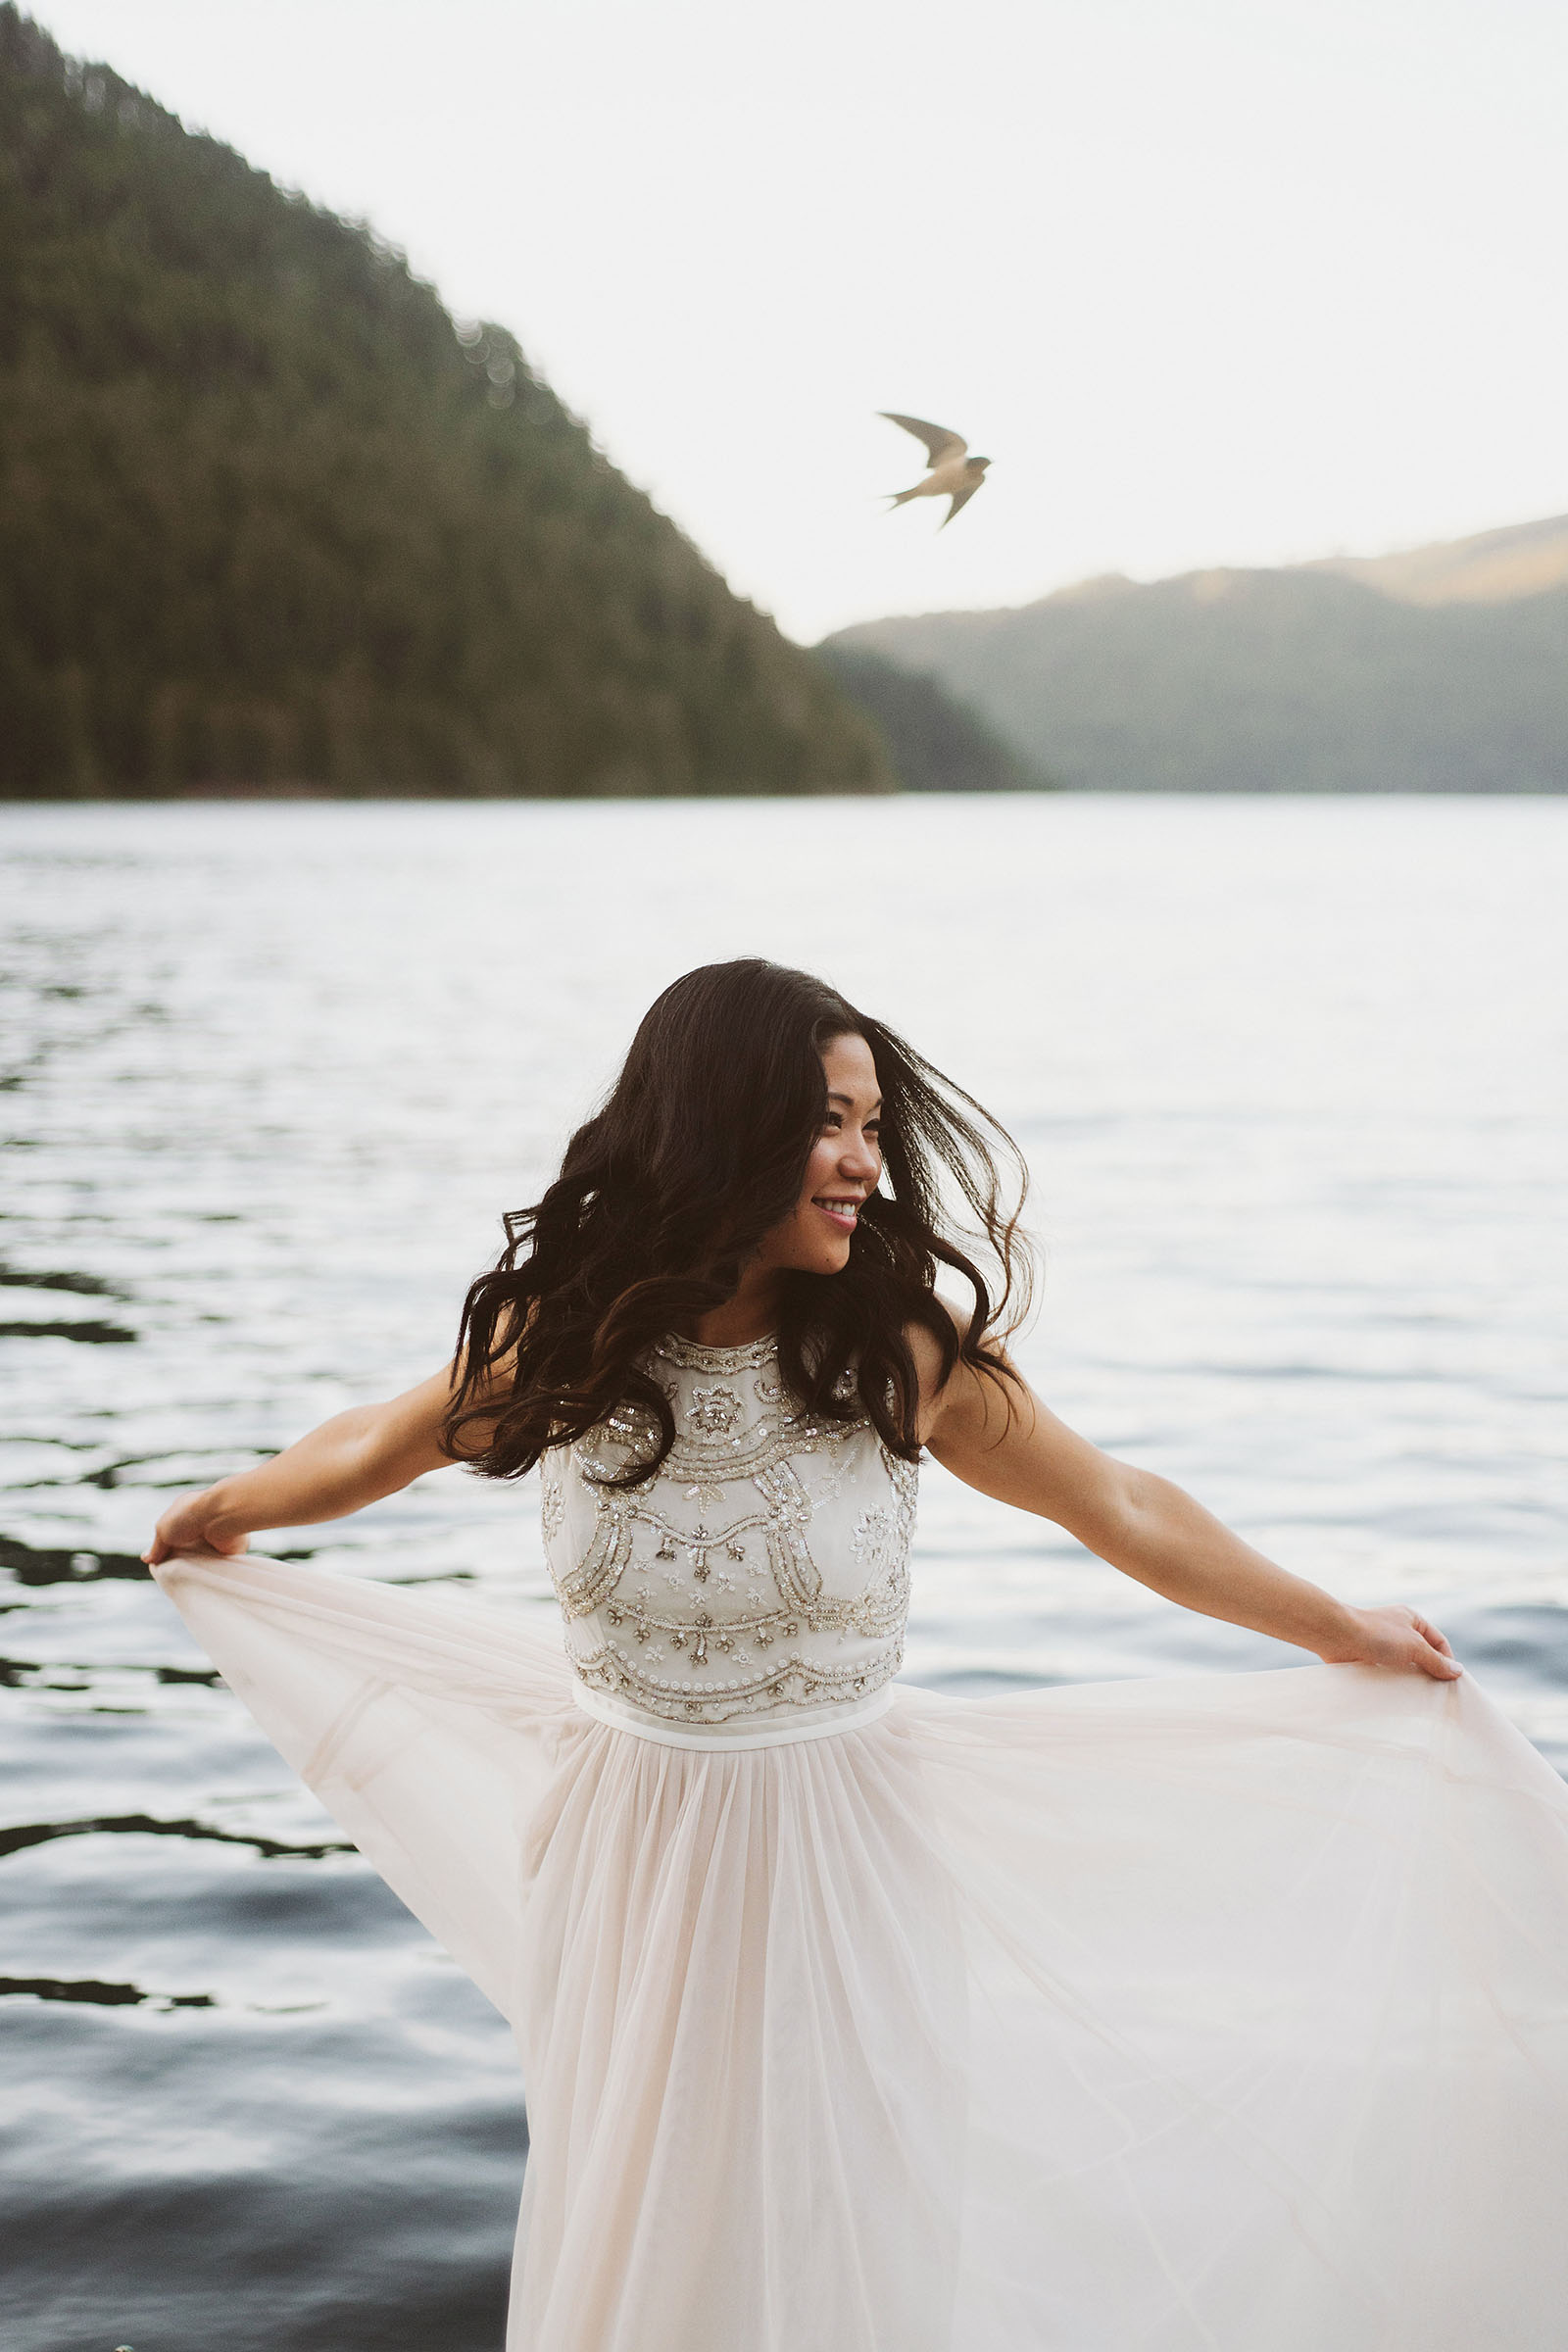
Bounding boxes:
687 1384 744 1437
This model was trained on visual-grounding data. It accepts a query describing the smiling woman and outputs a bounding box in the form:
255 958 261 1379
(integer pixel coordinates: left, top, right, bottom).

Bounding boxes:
440 960 1030 1491
143 957 1568 2351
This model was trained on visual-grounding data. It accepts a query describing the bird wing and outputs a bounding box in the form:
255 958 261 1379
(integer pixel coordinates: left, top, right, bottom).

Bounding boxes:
880 413 968 470
939 475 986 528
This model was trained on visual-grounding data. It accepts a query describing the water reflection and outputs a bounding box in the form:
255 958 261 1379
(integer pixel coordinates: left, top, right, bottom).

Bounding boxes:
0 1974 216 2010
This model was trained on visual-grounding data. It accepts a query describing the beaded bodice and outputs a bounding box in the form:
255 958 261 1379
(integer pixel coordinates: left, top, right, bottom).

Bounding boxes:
541 1333 917 1730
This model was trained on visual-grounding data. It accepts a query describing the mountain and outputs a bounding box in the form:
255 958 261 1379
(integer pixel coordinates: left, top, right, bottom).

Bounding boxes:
812 644 1054 791
826 517 1568 793
0 8 894 799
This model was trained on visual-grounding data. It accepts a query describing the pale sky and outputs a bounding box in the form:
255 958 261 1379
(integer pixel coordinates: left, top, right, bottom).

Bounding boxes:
30 0 1568 643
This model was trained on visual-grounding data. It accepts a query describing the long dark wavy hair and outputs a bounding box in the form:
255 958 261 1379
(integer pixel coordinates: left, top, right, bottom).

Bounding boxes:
444 958 1031 1483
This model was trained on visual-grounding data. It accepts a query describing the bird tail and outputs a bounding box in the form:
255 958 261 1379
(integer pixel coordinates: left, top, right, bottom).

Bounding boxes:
888 485 924 508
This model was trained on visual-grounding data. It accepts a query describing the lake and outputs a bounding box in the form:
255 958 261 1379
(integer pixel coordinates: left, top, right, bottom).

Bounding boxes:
3 794 1566 2350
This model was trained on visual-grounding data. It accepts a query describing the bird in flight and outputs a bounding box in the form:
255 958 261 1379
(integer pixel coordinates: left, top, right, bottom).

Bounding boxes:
880 414 991 528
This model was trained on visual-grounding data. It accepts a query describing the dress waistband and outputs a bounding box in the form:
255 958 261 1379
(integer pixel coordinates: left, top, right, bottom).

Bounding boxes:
569 1679 896 1751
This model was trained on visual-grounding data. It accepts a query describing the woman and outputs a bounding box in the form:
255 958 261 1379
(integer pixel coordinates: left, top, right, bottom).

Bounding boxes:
147 958 1568 2352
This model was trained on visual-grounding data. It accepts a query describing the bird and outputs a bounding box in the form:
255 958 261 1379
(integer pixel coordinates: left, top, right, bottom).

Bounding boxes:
880 413 991 528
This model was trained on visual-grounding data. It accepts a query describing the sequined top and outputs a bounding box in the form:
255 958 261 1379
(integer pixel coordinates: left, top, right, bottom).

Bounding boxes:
541 1332 917 1730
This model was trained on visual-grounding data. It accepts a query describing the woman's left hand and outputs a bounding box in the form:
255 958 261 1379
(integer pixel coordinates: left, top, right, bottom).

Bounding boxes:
1317 1603 1462 1680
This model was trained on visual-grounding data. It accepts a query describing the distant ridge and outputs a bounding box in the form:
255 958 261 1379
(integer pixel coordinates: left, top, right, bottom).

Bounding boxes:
826 516 1568 793
1312 514 1568 607
0 7 893 798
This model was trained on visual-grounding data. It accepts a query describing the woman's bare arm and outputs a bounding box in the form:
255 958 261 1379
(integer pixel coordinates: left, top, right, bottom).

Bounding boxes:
913 1329 1461 1681
142 1362 479 1564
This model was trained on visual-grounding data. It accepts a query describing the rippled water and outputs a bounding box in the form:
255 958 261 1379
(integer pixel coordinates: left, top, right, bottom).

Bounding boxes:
3 795 1566 2351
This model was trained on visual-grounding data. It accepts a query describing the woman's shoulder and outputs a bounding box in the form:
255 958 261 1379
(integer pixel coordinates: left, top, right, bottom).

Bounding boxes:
903 1298 1021 1446
902 1297 968 1407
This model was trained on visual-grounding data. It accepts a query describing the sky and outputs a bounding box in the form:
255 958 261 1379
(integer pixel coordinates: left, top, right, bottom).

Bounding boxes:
29 0 1568 643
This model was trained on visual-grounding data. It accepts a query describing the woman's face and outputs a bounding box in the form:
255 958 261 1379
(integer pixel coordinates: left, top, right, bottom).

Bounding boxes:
754 1032 884 1279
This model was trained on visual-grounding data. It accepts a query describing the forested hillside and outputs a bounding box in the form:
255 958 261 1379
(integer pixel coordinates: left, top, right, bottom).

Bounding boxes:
829 518 1568 794
0 8 894 797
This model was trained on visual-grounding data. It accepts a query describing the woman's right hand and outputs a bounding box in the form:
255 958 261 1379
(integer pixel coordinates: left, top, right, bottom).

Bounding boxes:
143 1483 251 1566
139 1363 473 1571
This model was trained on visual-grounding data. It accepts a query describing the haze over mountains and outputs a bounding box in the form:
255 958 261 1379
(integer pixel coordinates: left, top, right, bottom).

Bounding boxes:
812 643 1051 792
828 516 1568 793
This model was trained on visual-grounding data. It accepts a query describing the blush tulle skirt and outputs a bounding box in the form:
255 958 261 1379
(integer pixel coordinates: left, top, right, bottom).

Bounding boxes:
153 1553 1568 2351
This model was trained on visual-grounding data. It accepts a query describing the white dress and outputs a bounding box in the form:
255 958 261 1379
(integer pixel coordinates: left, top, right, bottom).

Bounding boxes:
155 1333 1568 2351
